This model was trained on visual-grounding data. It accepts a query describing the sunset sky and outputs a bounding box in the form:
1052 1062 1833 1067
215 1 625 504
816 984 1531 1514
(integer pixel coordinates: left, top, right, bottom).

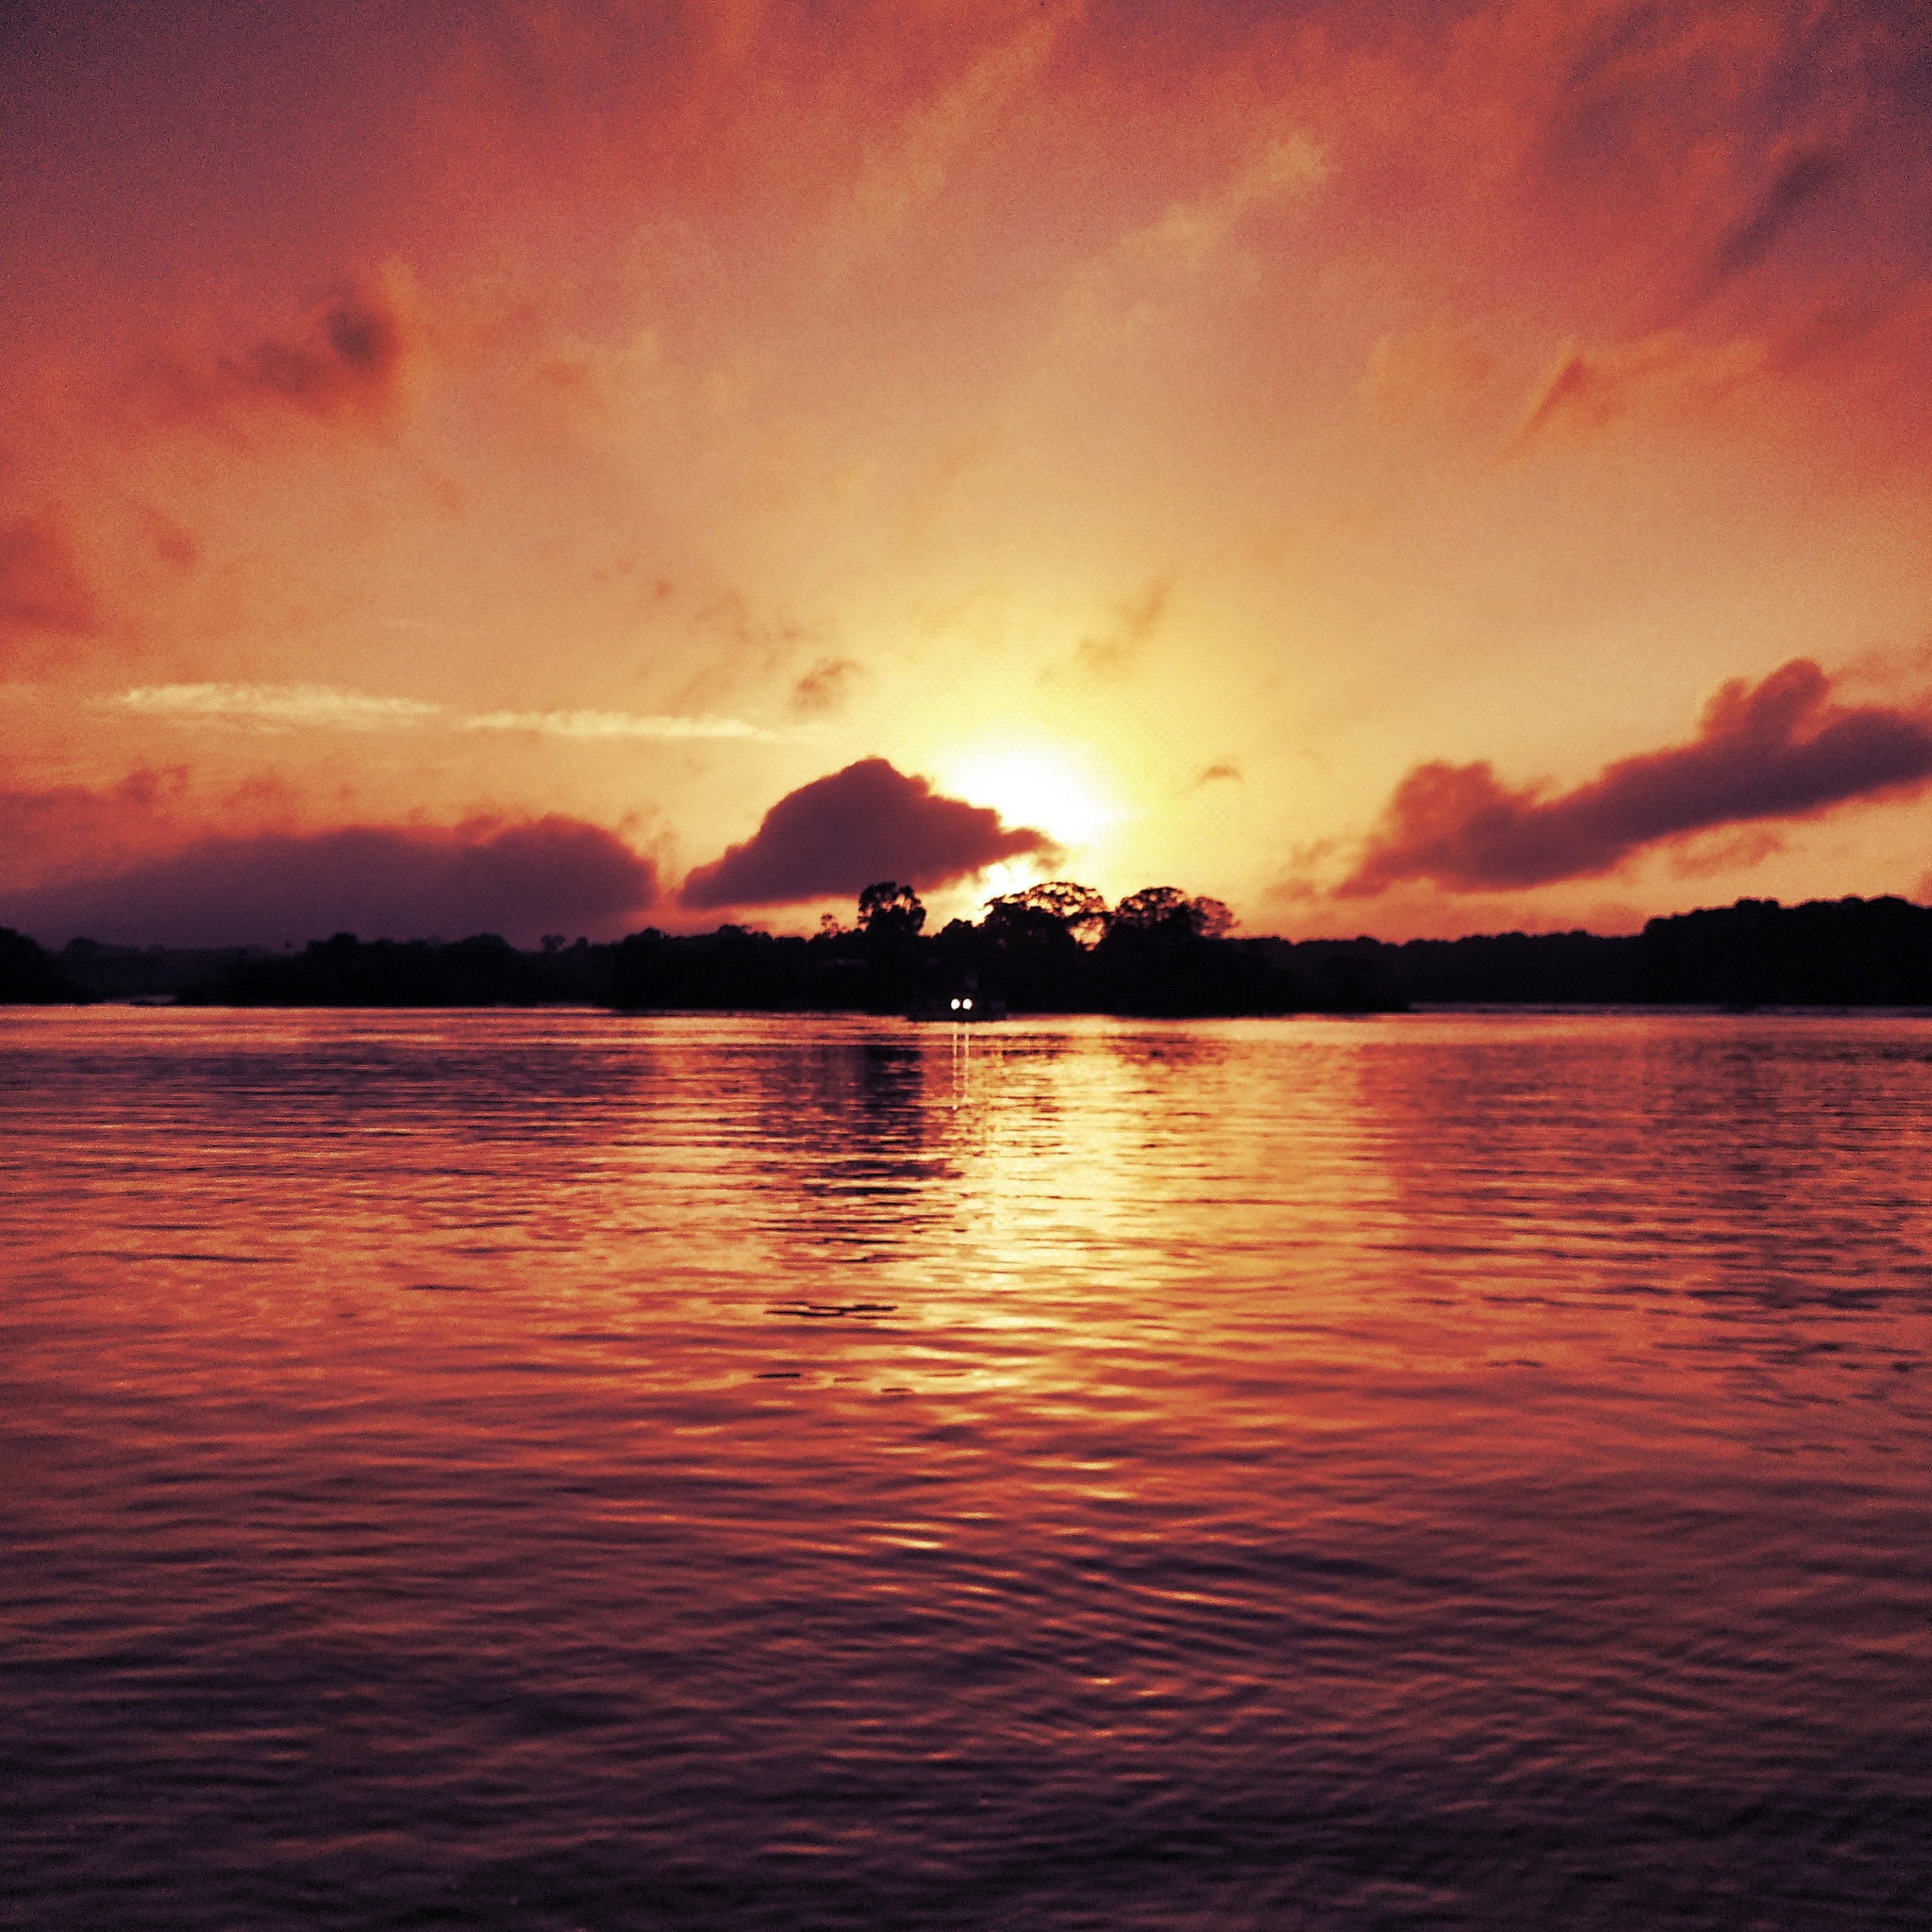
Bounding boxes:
5 0 1931 945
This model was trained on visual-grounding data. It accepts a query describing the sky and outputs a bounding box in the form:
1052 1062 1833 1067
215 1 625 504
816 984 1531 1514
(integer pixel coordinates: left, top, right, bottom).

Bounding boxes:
4 0 1931 946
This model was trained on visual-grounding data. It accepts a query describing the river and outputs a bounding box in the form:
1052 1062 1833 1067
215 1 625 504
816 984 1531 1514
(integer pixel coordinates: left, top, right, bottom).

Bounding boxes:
2 1008 1926 1928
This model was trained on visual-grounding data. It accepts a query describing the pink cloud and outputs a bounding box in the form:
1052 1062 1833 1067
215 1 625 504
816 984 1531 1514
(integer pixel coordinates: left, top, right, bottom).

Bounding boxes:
1340 658 1932 897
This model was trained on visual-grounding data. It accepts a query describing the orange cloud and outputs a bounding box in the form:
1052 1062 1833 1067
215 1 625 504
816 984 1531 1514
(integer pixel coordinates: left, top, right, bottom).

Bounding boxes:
681 758 1056 909
1359 324 1494 424
0 767 193 891
1340 659 1932 897
136 265 425 438
0 513 99 648
789 657 864 715
1510 331 1768 449
1068 575 1173 680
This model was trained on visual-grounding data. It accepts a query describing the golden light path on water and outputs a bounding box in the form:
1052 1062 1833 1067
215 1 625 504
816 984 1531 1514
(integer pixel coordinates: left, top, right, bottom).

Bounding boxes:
1 1008 1928 1929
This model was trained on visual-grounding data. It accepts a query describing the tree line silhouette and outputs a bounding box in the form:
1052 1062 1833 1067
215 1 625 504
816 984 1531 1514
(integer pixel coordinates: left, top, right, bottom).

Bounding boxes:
597 881 1312 1017
8 889 1932 1011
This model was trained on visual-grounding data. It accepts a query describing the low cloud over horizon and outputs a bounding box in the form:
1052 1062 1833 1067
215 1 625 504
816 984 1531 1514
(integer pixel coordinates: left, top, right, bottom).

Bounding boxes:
1341 659 1932 898
0 815 657 949
681 758 1057 910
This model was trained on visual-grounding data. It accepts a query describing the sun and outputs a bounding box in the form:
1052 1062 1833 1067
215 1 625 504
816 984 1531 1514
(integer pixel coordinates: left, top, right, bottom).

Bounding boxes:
943 747 1119 856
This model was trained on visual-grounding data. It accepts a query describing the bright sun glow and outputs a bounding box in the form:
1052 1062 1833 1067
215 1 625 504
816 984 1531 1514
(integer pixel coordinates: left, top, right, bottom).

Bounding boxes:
944 750 1119 855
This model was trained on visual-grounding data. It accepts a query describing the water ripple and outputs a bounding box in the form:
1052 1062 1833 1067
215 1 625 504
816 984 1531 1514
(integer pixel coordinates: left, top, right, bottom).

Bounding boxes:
1 1008 1928 1928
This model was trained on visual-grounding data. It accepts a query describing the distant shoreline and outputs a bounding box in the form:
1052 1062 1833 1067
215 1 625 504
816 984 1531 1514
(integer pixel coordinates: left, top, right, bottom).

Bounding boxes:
9 893 1932 1013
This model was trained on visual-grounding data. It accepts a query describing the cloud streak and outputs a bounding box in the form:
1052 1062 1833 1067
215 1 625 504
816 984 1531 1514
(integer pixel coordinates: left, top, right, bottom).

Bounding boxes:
1119 132 1327 274
1339 659 1932 897
460 709 775 741
110 686 774 741
115 683 443 730
1359 324 1494 424
681 758 1057 909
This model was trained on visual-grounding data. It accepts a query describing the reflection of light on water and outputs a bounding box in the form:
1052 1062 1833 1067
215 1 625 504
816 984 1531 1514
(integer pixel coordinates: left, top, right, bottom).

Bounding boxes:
951 1021 972 1110
6 1008 1931 1928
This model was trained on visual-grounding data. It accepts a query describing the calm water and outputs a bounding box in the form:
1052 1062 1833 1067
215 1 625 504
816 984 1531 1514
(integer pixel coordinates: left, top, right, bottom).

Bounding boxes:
2 1008 1928 1930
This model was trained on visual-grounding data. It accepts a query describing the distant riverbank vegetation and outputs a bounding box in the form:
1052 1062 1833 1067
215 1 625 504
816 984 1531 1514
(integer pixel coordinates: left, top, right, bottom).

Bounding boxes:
8 888 1932 1013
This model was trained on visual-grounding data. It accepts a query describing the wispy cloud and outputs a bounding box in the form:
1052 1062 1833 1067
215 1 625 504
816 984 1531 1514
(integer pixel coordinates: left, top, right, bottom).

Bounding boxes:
114 683 443 730
1684 147 1844 315
109 687 781 741
459 708 777 741
1120 133 1328 274
1058 125 1328 349
789 657 864 717
1507 330 1767 452
1359 324 1495 424
136 265 425 439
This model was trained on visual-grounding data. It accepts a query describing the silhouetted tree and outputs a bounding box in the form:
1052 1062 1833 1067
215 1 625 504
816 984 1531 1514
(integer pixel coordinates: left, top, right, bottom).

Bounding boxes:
987 879 1110 947
854 881 927 1009
1110 886 1234 939
971 883 1104 1008
1111 885 1189 931
857 881 925 937
0 928 92 1004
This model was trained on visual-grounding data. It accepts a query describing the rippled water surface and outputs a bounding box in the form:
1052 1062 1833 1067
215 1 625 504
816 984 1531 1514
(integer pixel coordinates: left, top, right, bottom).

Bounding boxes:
3 1008 1928 1929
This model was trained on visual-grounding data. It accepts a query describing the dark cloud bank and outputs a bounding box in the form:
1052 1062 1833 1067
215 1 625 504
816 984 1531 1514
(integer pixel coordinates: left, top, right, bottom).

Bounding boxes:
681 758 1055 909
2 817 657 948
1341 658 1932 896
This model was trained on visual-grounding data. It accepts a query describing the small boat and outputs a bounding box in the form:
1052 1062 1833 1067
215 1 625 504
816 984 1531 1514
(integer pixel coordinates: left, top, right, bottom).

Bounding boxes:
907 990 1007 1023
